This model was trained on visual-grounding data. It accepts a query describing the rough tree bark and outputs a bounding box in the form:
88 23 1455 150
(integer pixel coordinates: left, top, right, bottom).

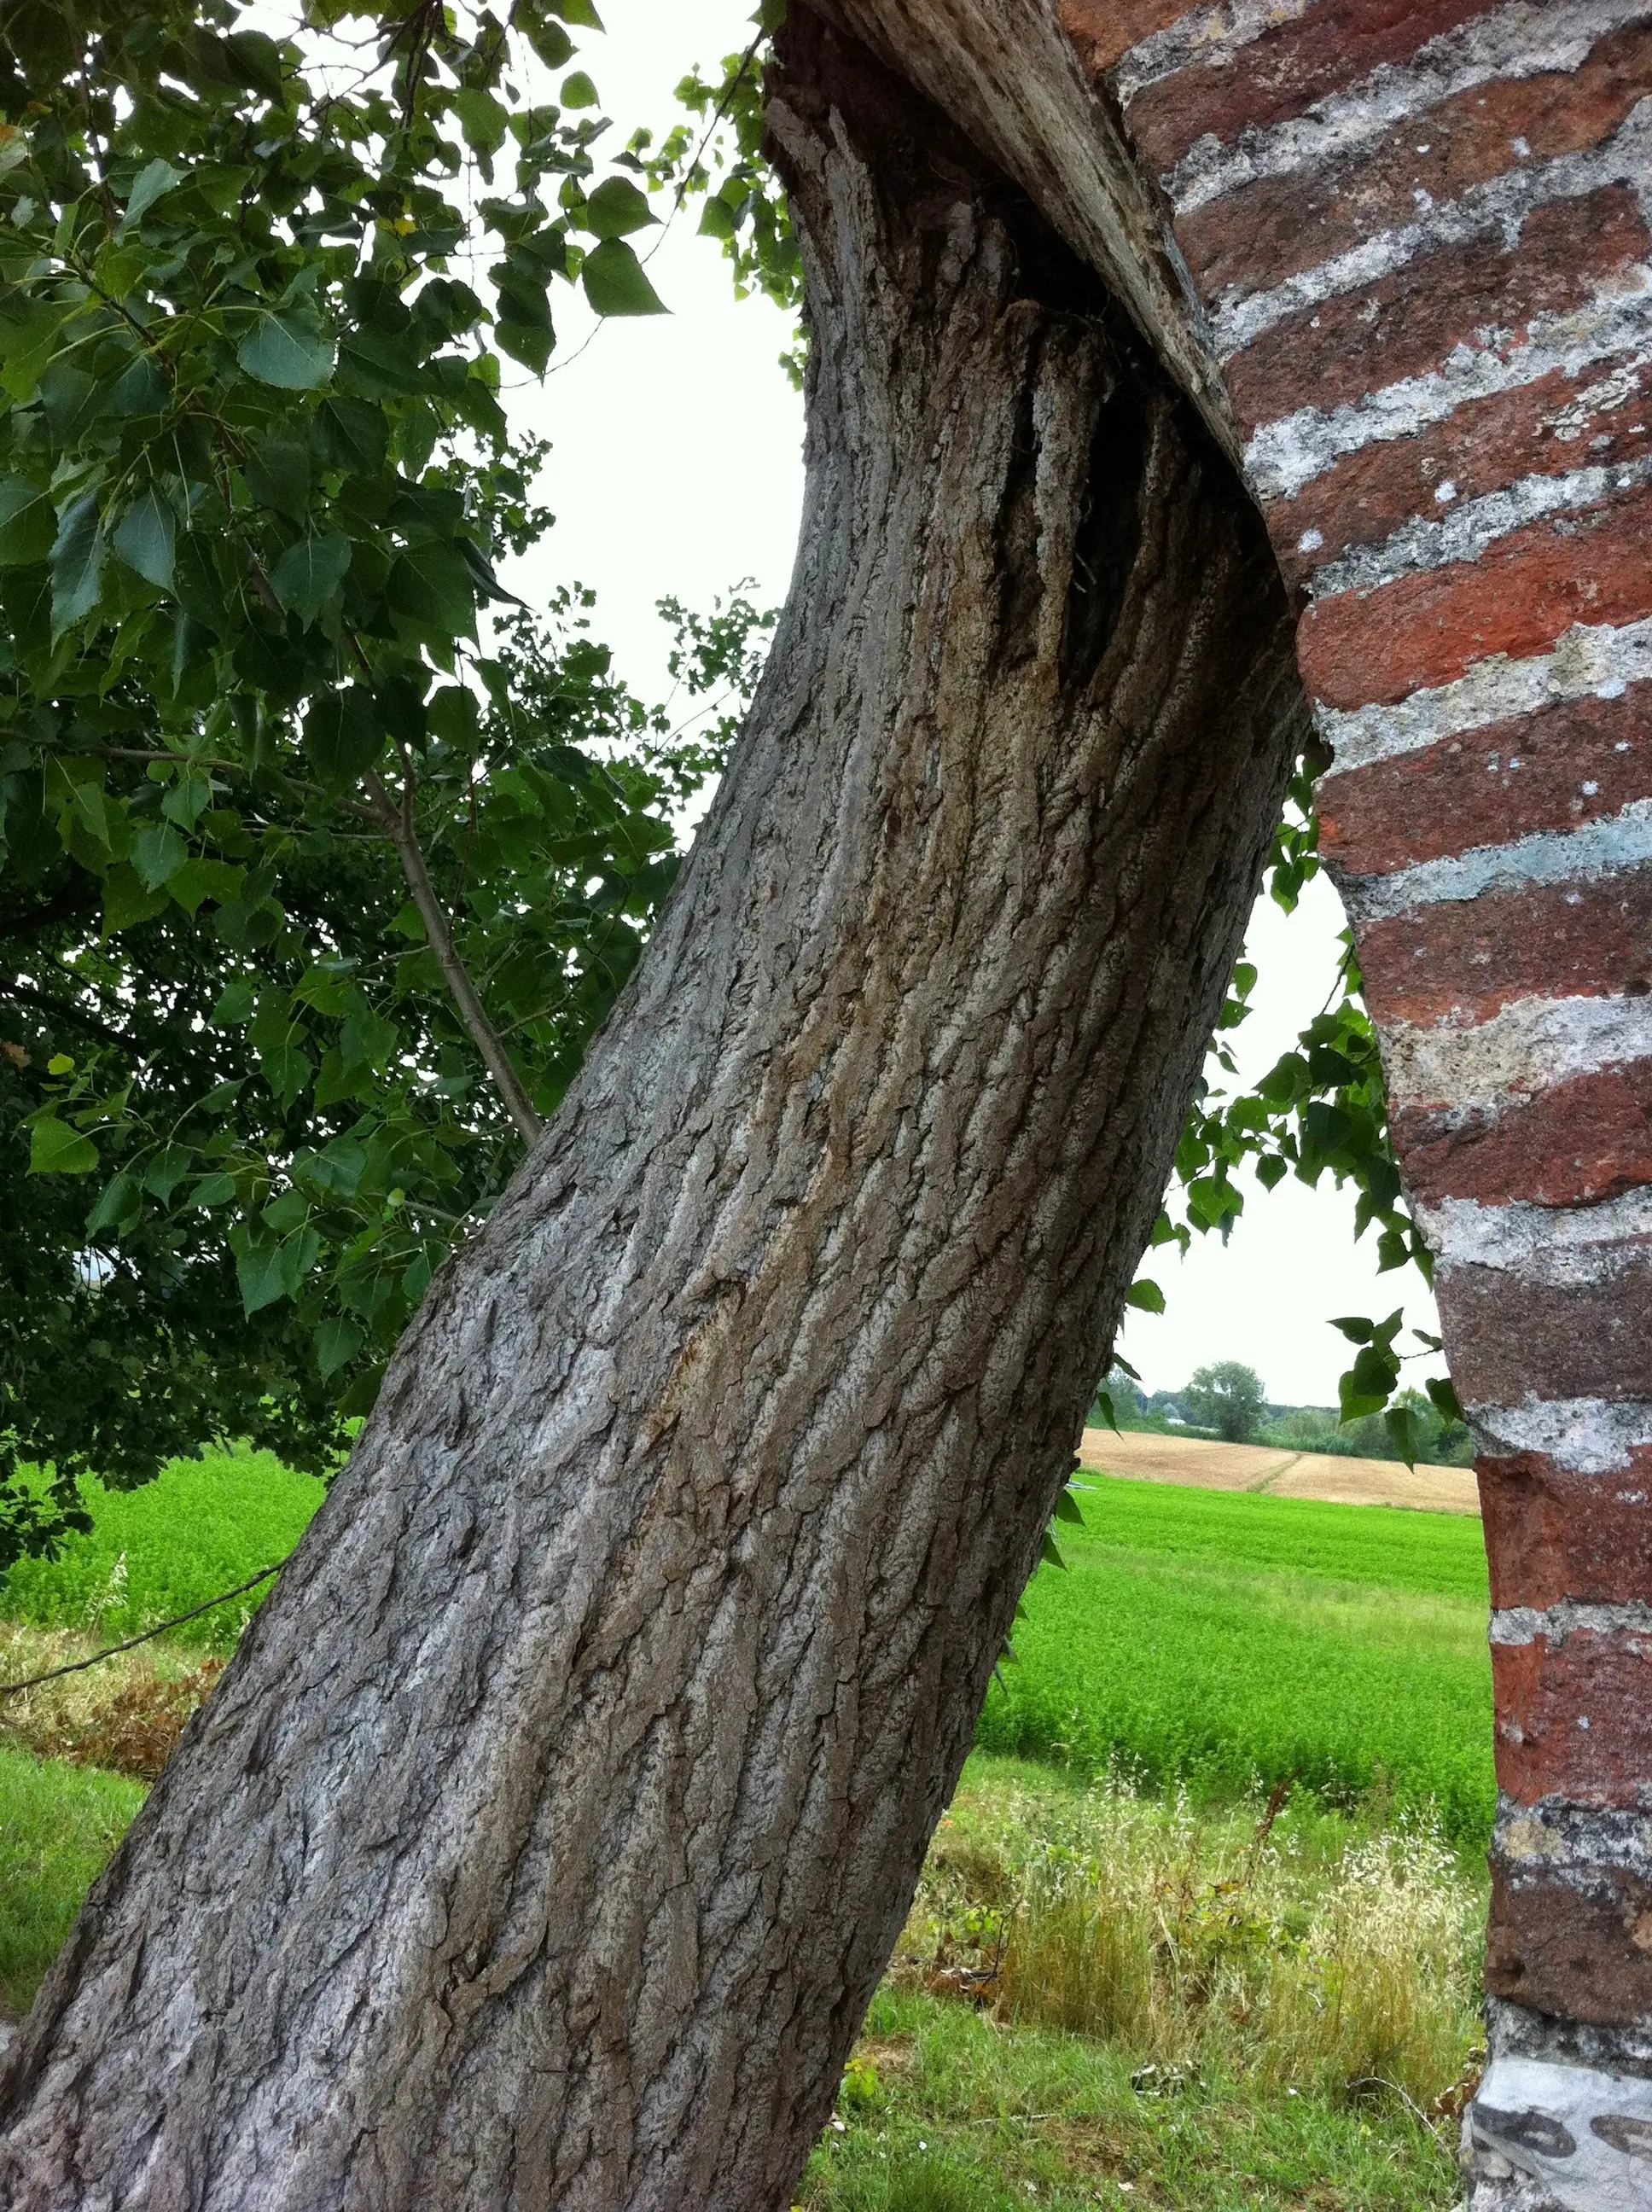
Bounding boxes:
0 15 1306 2207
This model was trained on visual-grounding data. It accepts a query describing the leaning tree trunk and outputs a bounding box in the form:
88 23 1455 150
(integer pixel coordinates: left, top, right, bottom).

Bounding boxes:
0 15 1306 2208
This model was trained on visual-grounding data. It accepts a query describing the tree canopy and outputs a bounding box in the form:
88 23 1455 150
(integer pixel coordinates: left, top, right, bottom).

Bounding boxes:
0 0 1451 1572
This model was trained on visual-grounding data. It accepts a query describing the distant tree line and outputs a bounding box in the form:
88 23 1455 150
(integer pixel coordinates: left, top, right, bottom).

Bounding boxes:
1094 1364 1474 1468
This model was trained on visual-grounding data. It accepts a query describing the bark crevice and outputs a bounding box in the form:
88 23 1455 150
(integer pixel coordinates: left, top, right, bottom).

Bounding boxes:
0 13 1308 2209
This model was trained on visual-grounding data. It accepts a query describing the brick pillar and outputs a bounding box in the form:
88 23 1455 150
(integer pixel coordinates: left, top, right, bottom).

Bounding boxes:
1056 5 1652 2206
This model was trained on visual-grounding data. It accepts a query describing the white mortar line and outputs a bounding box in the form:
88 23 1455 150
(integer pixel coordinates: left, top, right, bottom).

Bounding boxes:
1495 1800 1652 1876
1166 0 1652 213
1491 1599 1652 1643
1115 1 1312 105
1471 1395 1652 1471
1471 2056 1652 2202
1382 989 1652 1115
1318 614 1652 776
1419 1187 1652 1278
1309 454 1652 598
1341 798 1652 925
1213 105 1652 358
1245 278 1652 502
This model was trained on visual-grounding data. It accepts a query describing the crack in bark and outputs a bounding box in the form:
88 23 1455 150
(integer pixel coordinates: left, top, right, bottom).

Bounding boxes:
0 14 1308 2209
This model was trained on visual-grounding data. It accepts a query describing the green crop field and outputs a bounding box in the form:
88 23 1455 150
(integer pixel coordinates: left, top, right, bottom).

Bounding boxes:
1 1452 326 1656
2 1459 1489 2202
978 1476 1495 1846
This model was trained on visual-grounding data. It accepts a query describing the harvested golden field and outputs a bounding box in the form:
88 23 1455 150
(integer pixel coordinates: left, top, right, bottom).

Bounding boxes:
1076 1427 1480 1515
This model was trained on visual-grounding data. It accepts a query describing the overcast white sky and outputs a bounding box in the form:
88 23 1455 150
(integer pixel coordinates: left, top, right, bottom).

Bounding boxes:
502 0 1445 1407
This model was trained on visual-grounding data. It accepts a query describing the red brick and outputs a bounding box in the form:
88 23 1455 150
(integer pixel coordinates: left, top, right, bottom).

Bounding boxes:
1492 1628 1652 1806
1356 876 1652 1031
1395 1064 1652 1211
1480 1450 1652 1610
1299 479 1652 710
1179 25 1652 312
1486 1861 1652 2025
1320 690 1652 877
1058 0 1192 78
1126 0 1491 177
1271 355 1652 586
1227 186 1650 435
1441 1261 1652 1416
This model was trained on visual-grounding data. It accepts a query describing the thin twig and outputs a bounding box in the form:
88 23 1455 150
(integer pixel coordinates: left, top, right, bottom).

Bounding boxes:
363 768 542 1147
0 1564 287 1698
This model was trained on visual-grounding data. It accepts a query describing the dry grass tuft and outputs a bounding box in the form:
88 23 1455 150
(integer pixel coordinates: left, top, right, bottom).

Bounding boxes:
0 1623 221 1782
893 1767 1483 2111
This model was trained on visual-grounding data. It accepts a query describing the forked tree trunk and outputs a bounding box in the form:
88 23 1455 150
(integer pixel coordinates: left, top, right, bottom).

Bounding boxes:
0 15 1306 2207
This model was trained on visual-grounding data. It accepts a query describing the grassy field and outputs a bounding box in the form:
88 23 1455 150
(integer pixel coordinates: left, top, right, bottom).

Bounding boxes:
978 1478 1495 1846
0 1743 145 2020
802 1758 1478 2208
1 1451 324 1655
0 1452 1491 2203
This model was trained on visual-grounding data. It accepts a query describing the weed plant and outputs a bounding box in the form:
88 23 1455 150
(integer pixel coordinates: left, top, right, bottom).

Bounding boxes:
0 1622 220 1782
792 1759 1481 2209
1 1451 323 1654
899 1761 1482 2104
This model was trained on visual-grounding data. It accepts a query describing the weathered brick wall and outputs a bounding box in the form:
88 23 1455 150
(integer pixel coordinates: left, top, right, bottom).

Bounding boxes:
1053 5 1652 2205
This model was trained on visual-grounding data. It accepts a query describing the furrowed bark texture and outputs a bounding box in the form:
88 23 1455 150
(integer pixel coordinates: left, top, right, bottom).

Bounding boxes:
0 16 1305 2209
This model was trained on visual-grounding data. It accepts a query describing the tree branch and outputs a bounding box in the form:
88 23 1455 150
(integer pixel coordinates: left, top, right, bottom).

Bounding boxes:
363 770 542 1148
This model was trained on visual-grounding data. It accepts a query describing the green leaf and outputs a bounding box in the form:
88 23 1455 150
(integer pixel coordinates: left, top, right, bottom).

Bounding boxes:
303 687 386 788
1329 1315 1374 1345
230 1226 288 1316
338 1363 385 1417
86 1172 142 1236
453 87 509 155
270 533 351 626
49 495 105 634
244 437 311 521
120 158 181 230
102 861 170 934
29 1116 99 1175
1039 1532 1067 1572
1426 1375 1464 1428
1053 1487 1085 1525
166 857 244 916
212 979 257 1027
312 398 388 476
561 68 599 106
518 13 573 66
315 1315 364 1379
131 819 189 888
387 544 475 637
1125 1278 1165 1314
238 312 335 391
583 177 655 240
113 486 177 591
143 1148 195 1204
580 237 666 317
1383 1403 1422 1470
0 475 55 567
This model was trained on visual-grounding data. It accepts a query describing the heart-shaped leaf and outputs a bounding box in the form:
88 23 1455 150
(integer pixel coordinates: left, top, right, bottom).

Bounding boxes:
580 237 666 317
238 311 335 390
270 532 351 626
113 486 177 590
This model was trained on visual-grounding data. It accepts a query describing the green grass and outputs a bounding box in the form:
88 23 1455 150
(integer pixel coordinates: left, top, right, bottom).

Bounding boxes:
1 1450 325 1655
802 1985 1460 2209
978 1479 1495 1846
0 1744 145 2017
